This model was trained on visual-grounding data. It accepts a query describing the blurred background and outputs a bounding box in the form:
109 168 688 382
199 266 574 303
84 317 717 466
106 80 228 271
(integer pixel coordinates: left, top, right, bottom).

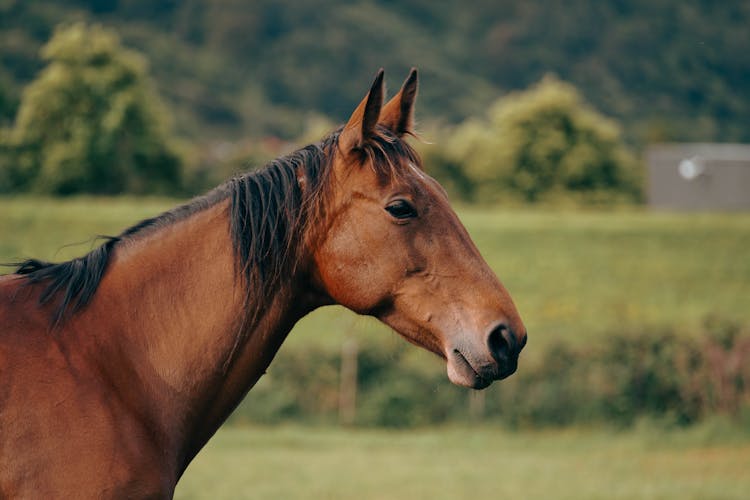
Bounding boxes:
1 1 749 498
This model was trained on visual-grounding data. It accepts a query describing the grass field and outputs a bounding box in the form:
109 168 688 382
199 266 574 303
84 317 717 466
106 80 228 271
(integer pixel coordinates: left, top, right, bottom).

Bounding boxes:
174 424 750 500
3 197 749 497
2 196 749 356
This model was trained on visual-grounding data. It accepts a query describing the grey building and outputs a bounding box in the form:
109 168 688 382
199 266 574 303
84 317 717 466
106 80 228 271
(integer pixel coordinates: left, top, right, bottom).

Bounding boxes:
646 143 750 211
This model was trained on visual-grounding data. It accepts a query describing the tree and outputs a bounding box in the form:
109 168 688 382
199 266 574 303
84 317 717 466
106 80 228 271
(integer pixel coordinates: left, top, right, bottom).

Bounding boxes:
443 75 642 204
3 23 181 195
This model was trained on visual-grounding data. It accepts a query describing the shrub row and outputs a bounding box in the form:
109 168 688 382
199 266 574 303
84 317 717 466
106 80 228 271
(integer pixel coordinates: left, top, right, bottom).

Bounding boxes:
232 318 750 428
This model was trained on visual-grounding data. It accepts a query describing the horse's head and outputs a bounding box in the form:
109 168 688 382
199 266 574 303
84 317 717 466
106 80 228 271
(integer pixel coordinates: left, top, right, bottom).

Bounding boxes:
312 69 526 389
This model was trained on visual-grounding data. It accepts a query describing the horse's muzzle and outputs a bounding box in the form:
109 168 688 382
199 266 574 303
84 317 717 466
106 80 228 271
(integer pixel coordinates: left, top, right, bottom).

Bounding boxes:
446 323 526 389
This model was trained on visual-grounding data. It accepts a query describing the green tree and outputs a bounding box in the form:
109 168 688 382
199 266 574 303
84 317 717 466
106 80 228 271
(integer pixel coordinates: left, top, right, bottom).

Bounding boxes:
444 76 641 204
3 23 181 194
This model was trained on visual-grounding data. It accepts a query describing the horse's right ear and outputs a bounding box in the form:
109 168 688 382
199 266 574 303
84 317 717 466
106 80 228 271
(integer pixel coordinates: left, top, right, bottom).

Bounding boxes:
380 68 418 136
339 69 385 152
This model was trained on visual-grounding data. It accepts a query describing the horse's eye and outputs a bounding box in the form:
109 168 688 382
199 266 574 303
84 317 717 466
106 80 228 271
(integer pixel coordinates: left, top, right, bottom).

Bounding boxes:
385 199 417 220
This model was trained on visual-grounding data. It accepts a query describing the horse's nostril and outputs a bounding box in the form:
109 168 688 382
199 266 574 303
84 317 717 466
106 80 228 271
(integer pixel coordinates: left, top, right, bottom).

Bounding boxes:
487 322 514 363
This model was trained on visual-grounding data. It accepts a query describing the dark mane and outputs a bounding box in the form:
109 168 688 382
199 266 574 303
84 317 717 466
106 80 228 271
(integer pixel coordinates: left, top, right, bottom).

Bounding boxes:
8 128 420 326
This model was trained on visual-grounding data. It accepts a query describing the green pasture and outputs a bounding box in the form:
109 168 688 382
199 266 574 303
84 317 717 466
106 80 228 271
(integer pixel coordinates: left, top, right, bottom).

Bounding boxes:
2 196 748 357
3 197 749 497
175 424 750 500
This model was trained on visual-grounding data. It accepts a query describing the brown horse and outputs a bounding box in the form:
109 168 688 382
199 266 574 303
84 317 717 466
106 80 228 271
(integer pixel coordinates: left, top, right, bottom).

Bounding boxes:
0 69 526 498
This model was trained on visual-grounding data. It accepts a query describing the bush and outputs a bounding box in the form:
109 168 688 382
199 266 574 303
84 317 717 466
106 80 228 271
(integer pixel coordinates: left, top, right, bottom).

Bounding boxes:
493 318 750 428
232 318 750 429
1 23 182 195
438 75 642 204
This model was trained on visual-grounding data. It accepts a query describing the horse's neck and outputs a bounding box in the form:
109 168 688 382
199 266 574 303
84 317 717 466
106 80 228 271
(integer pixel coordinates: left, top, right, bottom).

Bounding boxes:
72 199 316 470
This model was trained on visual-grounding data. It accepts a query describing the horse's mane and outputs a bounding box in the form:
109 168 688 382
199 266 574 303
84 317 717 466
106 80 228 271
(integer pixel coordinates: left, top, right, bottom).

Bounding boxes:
9 127 420 326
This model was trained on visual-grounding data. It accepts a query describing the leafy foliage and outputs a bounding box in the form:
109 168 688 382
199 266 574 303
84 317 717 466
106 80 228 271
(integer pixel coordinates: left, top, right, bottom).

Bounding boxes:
1 1 748 144
233 319 750 428
1 23 181 194
435 76 641 203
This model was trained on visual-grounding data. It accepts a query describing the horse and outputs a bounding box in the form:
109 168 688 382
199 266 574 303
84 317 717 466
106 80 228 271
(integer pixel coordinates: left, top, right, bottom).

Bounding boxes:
0 69 526 498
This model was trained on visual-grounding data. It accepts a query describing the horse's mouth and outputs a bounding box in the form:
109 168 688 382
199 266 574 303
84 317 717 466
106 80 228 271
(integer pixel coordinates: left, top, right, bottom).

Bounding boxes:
446 347 519 389
446 349 493 390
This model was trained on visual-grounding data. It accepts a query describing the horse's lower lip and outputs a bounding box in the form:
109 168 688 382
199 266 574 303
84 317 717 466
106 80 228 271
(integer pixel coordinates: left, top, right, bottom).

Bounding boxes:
447 349 493 389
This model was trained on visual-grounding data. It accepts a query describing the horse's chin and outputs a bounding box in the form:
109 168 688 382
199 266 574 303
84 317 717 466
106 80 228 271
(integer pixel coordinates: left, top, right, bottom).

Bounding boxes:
446 349 494 390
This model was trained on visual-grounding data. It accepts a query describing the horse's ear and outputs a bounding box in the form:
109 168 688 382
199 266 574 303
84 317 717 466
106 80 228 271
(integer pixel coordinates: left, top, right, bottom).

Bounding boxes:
340 69 385 152
380 68 418 136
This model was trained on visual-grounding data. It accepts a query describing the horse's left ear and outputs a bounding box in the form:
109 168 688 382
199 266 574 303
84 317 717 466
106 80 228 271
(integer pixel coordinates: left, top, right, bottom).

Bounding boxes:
380 68 418 136
340 69 385 152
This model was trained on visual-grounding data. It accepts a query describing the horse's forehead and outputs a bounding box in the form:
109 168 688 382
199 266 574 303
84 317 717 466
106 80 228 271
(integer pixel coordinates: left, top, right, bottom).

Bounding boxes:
332 147 436 199
408 161 427 180
383 160 451 205
382 160 430 194
405 161 448 197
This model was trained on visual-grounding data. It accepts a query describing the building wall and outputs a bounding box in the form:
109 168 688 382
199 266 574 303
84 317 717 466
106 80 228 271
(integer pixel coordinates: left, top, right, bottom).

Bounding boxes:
646 143 750 211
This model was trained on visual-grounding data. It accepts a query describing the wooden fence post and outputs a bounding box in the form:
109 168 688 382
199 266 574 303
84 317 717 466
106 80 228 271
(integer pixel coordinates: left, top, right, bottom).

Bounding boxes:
339 336 358 425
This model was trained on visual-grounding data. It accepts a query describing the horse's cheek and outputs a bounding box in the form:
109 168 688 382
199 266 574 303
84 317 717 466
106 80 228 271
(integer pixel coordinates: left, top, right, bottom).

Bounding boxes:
314 232 393 313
